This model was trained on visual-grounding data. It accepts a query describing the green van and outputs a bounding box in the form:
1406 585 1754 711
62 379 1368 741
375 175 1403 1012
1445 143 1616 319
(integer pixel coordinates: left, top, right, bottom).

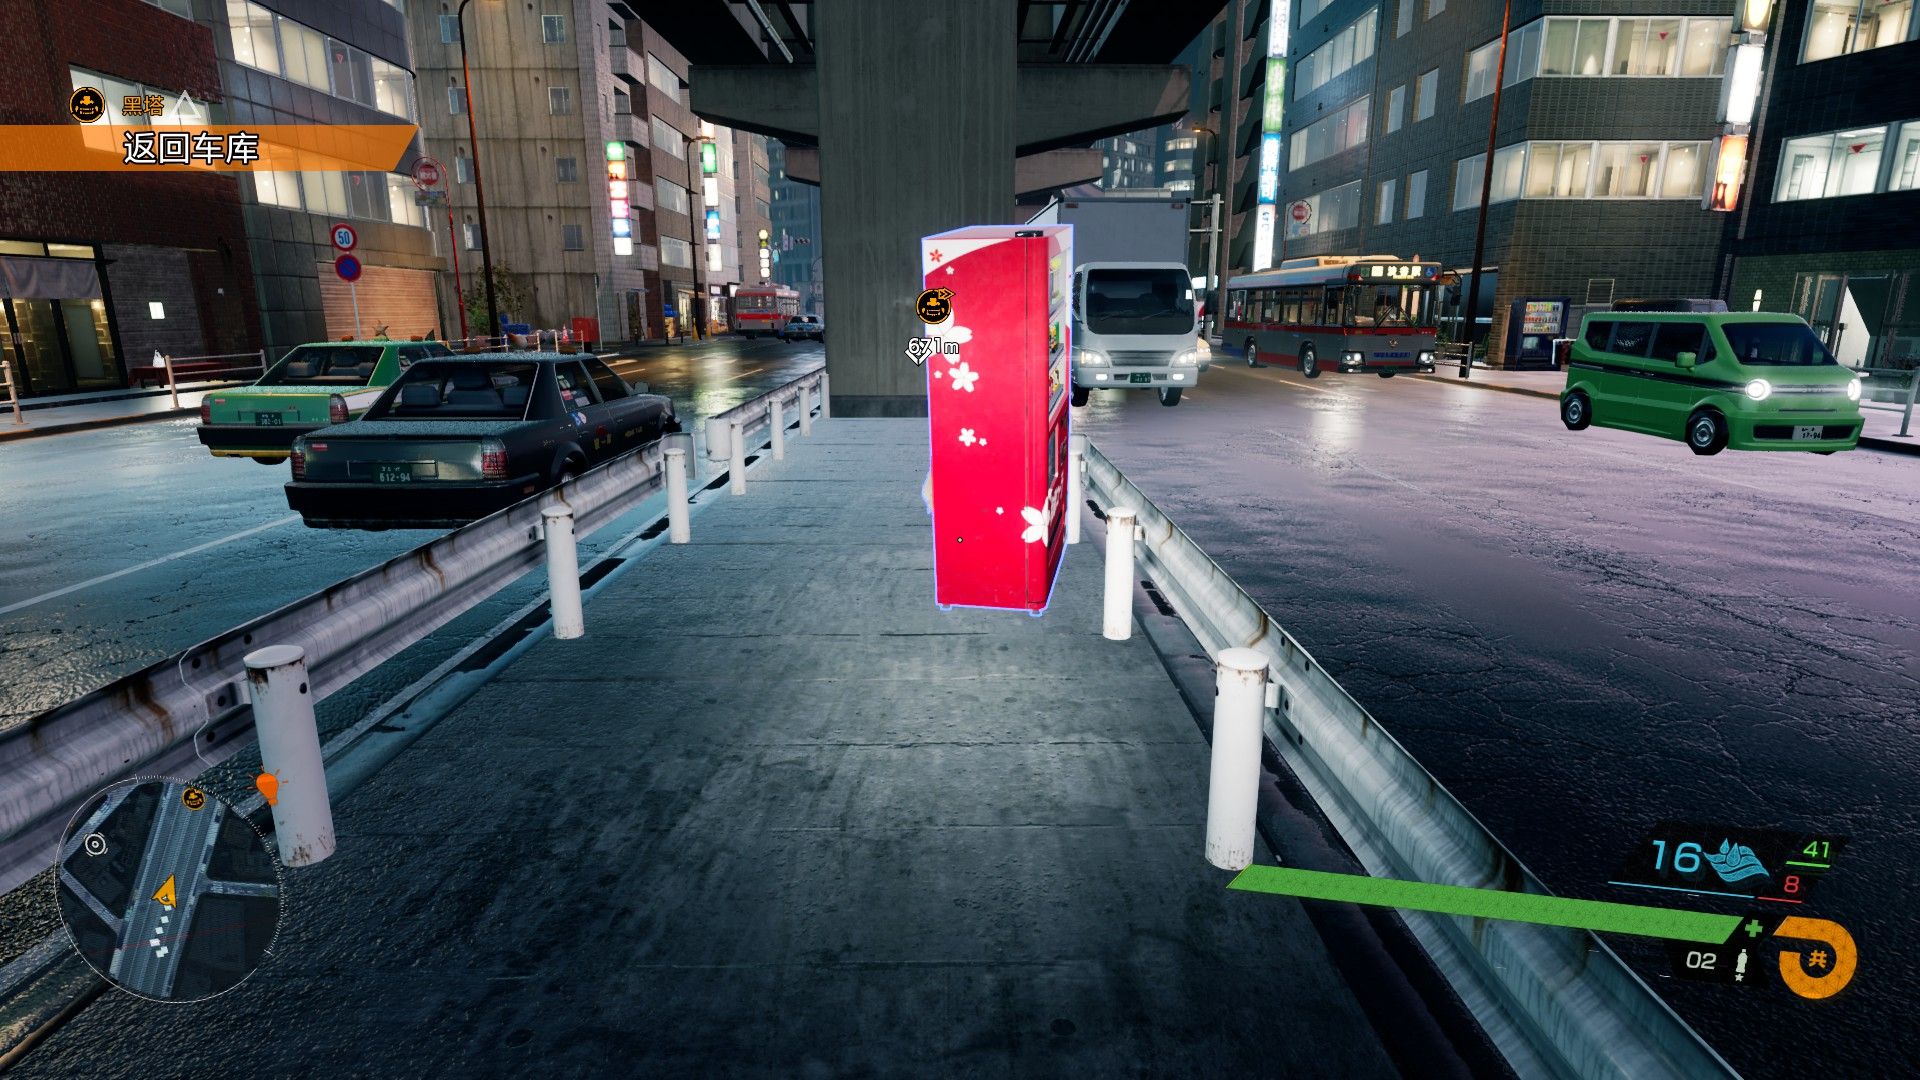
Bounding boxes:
197 340 453 463
1560 312 1864 456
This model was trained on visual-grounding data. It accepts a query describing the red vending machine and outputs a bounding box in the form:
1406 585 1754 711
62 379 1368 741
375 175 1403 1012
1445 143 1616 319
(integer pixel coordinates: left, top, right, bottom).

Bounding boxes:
922 223 1073 613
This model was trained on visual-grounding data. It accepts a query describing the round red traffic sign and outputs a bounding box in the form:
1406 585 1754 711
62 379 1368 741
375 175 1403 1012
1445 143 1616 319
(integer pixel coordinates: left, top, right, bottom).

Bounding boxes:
334 254 362 282
1289 201 1311 224
411 156 443 189
330 222 357 252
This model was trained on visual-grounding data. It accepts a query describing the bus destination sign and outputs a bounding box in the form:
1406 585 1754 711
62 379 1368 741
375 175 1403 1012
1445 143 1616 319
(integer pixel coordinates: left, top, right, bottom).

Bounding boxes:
1355 263 1434 281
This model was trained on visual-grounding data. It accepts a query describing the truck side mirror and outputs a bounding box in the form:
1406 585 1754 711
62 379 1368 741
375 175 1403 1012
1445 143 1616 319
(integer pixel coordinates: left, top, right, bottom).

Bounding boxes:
1675 351 1697 369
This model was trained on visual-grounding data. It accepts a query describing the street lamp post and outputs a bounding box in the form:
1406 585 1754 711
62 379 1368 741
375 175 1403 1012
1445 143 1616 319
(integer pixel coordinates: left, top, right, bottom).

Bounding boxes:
1459 0 1513 379
456 0 500 344
684 132 708 341
1191 124 1223 340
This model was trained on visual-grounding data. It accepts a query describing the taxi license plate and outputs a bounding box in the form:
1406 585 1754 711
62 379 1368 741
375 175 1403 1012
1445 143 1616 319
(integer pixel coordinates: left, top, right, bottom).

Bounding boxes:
374 463 413 484
1128 372 1152 384
254 413 283 426
1792 425 1825 440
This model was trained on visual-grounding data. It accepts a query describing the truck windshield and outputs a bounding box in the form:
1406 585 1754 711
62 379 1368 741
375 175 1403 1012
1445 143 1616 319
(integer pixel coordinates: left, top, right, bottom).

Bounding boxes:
258 345 384 386
371 362 539 420
1083 269 1194 335
1346 284 1437 329
1721 322 1839 367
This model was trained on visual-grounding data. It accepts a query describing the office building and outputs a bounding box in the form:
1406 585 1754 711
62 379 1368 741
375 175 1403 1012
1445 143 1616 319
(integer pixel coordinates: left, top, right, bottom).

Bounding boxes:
0 0 261 398
218 0 440 355
1720 0 1920 367
768 141 824 315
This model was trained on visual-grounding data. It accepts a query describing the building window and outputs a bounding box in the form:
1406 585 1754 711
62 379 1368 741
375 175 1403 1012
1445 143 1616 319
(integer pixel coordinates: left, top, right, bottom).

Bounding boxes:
660 236 693 268
1659 142 1705 198
386 174 424 228
652 116 685 157
562 224 585 251
1290 180 1363 237
1775 126 1891 200
1464 21 1544 102
254 171 301 209
229 1 280 76
278 18 328 91
1614 18 1683 75
1406 170 1428 218
1541 18 1610 75
463 222 481 250
1288 96 1369 170
1396 0 1414 37
1428 0 1446 17
1532 16 1732 79
1384 84 1406 134
1452 144 1525 210
1299 0 1337 24
1893 125 1920 190
613 88 630 114
647 54 685 104
1165 136 1197 151
1414 69 1437 121
1593 142 1664 197
440 13 460 44
1523 141 1594 197
556 156 578 182
549 86 572 115
655 178 690 215
1294 9 1378 100
1376 178 1397 224
449 84 466 114
1802 0 1917 63
454 151 473 183
542 15 567 44
143 0 191 16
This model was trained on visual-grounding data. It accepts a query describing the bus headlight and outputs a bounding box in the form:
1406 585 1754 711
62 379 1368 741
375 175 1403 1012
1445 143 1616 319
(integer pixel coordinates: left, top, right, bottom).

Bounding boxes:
1846 377 1862 402
1172 348 1199 365
1418 350 1436 367
1341 351 1365 366
1744 378 1772 401
1075 348 1108 366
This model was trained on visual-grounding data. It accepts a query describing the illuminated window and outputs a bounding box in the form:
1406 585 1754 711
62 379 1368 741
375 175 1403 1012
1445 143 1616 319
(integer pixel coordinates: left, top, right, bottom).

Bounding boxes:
254 171 302 209
1524 142 1594 198
1775 127 1890 200
1593 143 1663 197
1802 0 1916 62
227 1 280 76
1452 144 1525 210
1287 96 1369 170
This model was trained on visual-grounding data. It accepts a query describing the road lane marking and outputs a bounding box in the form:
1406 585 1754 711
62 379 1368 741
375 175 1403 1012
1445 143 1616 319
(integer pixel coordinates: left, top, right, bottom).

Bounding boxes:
0 514 300 618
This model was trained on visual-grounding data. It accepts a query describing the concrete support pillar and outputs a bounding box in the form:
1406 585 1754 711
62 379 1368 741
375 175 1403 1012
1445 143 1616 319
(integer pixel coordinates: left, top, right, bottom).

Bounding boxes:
814 0 1017 417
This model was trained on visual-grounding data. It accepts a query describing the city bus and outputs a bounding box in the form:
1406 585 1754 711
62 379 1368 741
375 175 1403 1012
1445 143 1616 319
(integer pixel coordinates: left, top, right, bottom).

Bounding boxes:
732 284 801 338
1225 256 1442 378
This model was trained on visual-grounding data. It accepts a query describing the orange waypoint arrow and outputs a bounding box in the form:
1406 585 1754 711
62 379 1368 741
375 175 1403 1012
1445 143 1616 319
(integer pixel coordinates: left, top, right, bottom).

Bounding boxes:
152 874 177 907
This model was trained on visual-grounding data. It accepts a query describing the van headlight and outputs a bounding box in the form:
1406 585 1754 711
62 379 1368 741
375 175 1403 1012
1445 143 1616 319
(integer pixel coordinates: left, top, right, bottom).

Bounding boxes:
1075 348 1108 366
1744 379 1772 401
1172 348 1199 366
1846 378 1862 402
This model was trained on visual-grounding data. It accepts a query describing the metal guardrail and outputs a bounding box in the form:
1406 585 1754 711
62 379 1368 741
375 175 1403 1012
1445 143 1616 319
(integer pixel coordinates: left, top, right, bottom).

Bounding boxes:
0 367 825 897
145 350 268 408
1080 441 1738 1080
1856 366 1916 437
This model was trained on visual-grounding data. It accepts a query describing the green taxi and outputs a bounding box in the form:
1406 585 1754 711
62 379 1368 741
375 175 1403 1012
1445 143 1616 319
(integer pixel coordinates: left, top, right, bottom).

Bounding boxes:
198 340 453 462
1560 312 1864 456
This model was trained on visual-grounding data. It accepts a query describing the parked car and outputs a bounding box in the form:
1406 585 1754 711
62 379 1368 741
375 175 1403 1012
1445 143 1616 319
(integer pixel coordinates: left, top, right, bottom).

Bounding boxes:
197 340 453 463
781 315 824 342
285 352 677 529
1560 312 1863 456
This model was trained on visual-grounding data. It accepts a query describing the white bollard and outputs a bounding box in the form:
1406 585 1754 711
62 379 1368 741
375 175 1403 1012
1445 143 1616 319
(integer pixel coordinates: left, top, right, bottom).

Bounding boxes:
244 645 335 868
819 373 832 419
704 416 730 462
798 382 813 436
729 420 747 494
770 395 786 459
1205 648 1270 871
1102 506 1137 641
664 446 691 544
542 505 584 639
1066 433 1086 545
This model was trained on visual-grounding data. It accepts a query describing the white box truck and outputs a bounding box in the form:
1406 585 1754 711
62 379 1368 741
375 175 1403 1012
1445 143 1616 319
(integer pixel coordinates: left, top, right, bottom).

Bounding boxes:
1027 195 1207 406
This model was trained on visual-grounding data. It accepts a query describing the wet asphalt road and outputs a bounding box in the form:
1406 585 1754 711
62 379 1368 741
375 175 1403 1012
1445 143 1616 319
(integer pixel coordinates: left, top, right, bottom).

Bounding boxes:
1072 357 1919 1079
0 335 823 732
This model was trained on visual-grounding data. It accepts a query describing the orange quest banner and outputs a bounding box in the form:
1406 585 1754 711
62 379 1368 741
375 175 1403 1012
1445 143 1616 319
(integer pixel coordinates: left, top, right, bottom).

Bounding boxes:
0 125 419 172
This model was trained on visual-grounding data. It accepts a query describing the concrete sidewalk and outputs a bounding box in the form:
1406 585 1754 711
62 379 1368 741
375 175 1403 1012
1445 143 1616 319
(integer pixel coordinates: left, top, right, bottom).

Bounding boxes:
1411 366 1919 456
14 420 1398 1077
0 384 234 442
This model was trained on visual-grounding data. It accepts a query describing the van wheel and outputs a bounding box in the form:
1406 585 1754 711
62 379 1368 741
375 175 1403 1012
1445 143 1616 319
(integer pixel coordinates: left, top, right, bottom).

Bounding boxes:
1560 390 1592 430
251 456 282 465
1070 386 1091 407
1244 338 1260 367
1158 387 1182 406
1686 409 1728 456
1299 346 1320 379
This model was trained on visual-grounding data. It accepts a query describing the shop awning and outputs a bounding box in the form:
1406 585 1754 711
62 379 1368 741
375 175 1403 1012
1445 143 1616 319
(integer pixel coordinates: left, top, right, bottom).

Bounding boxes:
0 256 102 300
